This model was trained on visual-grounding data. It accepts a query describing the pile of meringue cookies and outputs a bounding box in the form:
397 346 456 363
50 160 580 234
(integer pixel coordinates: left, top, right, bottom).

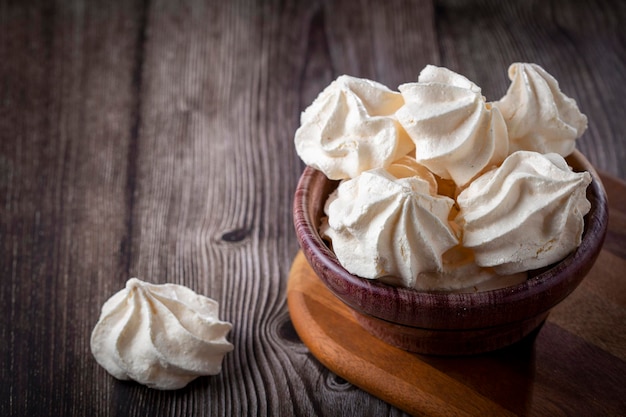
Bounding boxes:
295 63 592 292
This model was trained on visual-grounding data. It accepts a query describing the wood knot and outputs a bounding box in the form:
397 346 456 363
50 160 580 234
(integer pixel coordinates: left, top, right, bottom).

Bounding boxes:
277 318 302 344
221 228 250 242
326 372 353 391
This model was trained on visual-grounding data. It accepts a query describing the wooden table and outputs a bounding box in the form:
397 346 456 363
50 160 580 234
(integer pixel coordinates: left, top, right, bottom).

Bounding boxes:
1 1 624 416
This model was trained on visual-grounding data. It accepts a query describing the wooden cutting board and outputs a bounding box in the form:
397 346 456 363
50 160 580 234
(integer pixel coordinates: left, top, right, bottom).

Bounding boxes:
287 173 626 417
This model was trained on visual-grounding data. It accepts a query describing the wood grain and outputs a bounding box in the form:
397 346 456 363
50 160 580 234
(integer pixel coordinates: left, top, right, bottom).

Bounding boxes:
1 0 624 416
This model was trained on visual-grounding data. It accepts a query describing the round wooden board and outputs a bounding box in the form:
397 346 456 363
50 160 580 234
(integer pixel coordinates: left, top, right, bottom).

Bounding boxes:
287 173 626 417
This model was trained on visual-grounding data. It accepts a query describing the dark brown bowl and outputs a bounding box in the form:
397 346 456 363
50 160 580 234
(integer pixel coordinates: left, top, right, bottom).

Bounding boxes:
293 150 608 355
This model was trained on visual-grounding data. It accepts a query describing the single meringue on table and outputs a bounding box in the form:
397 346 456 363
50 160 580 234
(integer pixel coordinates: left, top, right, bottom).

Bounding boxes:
294 75 414 180
395 65 509 188
456 151 592 275
493 62 588 156
320 158 459 289
90 278 234 390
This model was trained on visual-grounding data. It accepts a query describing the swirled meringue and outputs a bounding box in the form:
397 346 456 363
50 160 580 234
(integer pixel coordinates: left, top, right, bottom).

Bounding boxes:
90 278 233 390
320 167 459 288
294 75 414 180
396 65 509 187
456 151 591 275
493 63 588 156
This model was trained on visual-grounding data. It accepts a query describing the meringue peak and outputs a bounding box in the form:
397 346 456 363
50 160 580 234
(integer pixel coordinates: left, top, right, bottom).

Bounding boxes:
295 75 414 180
494 62 588 156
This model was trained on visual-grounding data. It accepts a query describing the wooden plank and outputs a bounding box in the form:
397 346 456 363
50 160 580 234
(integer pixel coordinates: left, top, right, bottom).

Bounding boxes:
0 1 145 416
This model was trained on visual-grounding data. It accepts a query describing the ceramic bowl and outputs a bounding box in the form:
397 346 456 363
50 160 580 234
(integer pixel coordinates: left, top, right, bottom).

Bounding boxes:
293 150 608 355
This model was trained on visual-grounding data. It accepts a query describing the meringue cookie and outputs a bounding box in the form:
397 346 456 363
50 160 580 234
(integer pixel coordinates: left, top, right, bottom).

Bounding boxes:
91 278 234 390
385 155 438 194
294 75 414 180
321 168 459 288
396 65 509 187
493 62 588 156
414 246 528 292
456 151 591 275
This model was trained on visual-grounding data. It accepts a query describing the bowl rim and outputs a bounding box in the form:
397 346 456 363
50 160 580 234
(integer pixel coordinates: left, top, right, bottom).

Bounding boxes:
293 150 609 330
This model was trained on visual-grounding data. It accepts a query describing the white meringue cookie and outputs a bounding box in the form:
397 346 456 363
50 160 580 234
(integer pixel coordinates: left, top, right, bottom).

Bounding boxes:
456 151 591 275
493 63 588 156
396 65 509 187
321 168 459 288
294 75 414 180
91 278 233 390
413 246 528 293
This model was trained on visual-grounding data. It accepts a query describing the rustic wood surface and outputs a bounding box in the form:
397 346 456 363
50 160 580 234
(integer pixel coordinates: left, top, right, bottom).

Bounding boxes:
1 0 624 416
